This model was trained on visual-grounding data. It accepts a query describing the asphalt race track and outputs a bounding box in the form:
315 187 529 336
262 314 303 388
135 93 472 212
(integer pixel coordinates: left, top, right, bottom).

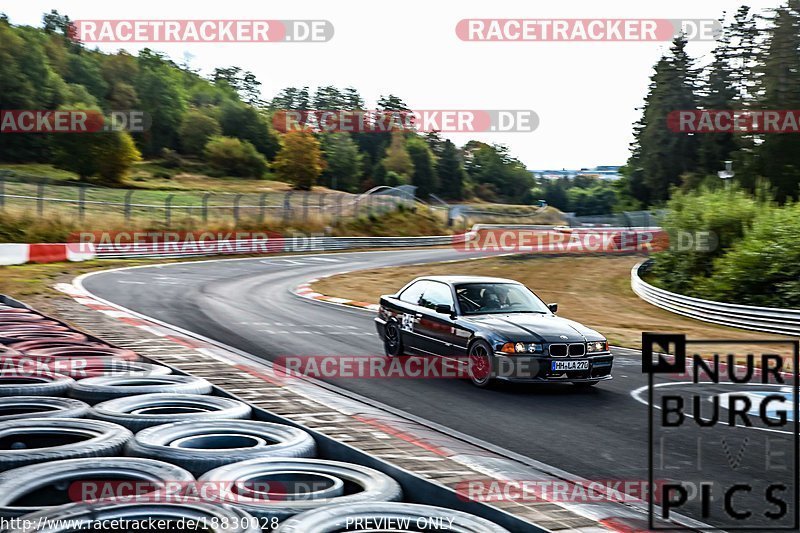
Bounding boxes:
81 249 797 527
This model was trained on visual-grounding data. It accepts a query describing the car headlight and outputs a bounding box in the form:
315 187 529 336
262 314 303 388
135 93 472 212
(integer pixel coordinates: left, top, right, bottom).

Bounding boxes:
501 342 543 354
586 340 609 353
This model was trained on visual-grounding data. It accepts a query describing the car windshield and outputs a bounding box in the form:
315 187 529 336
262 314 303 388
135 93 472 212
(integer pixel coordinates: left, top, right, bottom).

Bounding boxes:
455 283 550 315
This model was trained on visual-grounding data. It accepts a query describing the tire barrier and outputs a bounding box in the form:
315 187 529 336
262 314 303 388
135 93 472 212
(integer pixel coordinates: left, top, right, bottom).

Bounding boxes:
91 393 251 431
9 339 105 352
0 456 194 517
275 502 511 532
24 346 140 362
0 313 47 322
0 396 90 422
199 458 403 519
0 418 132 471
0 322 67 331
51 360 171 380
0 331 87 344
5 501 261 533
71 375 213 404
0 344 21 357
0 370 74 397
0 295 540 532
126 420 316 476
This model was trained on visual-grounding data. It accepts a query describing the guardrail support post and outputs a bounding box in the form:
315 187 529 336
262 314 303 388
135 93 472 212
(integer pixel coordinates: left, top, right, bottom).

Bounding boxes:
165 194 174 226
202 193 211 223
37 183 45 216
233 194 243 225
318 193 326 217
78 185 87 222
258 193 267 223
283 192 292 223
124 190 133 221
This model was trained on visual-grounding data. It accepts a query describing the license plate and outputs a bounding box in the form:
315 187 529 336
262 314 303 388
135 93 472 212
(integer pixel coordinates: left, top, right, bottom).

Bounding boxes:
552 360 589 371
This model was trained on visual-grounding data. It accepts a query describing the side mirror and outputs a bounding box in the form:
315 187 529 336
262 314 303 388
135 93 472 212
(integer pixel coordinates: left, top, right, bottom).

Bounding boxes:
548 303 558 314
435 304 453 315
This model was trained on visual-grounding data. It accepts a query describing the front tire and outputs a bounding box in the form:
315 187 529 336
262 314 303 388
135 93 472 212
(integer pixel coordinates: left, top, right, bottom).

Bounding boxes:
383 321 404 357
468 340 495 388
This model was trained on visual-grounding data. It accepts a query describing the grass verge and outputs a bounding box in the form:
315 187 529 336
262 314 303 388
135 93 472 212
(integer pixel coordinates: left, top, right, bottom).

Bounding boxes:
312 254 790 350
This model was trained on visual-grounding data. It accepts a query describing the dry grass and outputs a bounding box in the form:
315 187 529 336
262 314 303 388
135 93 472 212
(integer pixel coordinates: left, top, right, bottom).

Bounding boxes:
313 254 791 351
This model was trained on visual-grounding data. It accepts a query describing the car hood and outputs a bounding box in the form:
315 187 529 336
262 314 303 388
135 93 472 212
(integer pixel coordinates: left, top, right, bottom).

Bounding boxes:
463 313 602 343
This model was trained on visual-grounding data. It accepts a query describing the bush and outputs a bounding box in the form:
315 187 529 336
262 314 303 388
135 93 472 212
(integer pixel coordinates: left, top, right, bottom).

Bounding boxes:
699 203 800 306
650 186 761 295
203 136 267 178
179 111 221 156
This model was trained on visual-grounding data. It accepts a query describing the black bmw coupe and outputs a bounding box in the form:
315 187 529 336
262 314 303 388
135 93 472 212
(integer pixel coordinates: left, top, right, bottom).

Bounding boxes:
374 276 614 388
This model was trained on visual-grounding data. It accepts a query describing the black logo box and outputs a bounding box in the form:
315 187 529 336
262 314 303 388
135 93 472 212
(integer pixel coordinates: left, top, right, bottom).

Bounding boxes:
643 333 800 531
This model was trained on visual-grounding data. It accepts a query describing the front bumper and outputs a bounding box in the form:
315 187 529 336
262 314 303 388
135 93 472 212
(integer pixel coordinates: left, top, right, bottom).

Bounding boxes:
490 352 614 382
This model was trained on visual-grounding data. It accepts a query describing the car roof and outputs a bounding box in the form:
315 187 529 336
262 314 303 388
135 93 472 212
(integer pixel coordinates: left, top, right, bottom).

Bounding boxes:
414 275 522 285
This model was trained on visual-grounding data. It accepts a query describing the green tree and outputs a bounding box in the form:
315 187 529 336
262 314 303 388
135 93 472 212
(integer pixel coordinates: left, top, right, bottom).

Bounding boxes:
435 139 465 200
94 131 141 184
135 50 187 156
321 133 362 192
179 110 221 156
51 107 142 184
204 136 268 178
272 130 324 190
697 38 738 175
464 142 534 202
750 1 800 202
627 36 699 205
218 99 279 159
64 52 108 103
406 136 438 198
381 131 414 180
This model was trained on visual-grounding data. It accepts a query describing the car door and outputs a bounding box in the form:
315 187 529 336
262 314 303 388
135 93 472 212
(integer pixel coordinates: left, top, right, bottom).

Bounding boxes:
415 281 462 356
395 280 432 353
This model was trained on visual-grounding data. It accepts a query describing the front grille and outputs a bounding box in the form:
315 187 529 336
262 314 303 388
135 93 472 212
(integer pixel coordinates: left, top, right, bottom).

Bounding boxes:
569 343 586 357
549 344 567 357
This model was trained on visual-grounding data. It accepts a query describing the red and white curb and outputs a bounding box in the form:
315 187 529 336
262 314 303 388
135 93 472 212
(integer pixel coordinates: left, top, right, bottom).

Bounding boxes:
294 276 380 311
0 243 95 266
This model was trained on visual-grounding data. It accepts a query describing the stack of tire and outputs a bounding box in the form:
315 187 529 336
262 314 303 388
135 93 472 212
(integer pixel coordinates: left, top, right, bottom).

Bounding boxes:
0 301 509 532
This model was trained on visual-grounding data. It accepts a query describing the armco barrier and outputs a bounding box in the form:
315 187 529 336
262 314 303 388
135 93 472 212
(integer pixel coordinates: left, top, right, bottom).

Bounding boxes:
632 260 800 336
0 225 663 264
92 233 471 259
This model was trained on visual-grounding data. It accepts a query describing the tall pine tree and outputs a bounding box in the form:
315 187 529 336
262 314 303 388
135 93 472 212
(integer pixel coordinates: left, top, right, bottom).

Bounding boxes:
627 36 699 204
752 1 800 202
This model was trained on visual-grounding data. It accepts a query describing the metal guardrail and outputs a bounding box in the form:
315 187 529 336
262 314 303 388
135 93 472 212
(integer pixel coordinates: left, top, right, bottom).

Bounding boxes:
94 233 470 259
631 260 800 336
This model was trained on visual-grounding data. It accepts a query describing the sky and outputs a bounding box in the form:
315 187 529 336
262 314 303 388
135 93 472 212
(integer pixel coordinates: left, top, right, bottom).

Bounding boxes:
2 0 782 170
